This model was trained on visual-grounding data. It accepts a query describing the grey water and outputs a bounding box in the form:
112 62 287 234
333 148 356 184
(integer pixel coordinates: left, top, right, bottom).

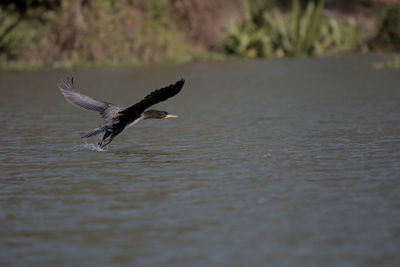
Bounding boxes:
1 55 399 266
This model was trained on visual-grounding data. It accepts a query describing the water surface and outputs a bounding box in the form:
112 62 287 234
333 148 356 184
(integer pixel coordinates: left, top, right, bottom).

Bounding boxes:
1 55 399 266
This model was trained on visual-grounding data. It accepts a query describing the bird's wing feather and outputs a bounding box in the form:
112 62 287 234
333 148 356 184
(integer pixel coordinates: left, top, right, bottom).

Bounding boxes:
119 79 184 116
58 77 122 119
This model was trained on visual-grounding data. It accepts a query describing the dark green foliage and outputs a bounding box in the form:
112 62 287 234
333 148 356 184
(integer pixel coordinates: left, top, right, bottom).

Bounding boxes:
0 0 61 13
223 0 361 58
374 5 400 51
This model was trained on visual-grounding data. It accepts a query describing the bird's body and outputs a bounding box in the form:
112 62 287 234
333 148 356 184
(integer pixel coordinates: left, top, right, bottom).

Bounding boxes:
58 77 184 148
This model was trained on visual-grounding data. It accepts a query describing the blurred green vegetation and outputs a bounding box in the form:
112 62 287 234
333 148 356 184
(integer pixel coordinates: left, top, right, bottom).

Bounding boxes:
0 0 399 69
371 55 400 69
372 4 400 51
223 0 361 58
0 0 213 69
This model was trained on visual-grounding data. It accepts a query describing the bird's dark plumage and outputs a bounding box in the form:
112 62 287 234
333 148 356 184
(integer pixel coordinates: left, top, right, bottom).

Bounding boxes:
58 77 184 148
120 79 184 116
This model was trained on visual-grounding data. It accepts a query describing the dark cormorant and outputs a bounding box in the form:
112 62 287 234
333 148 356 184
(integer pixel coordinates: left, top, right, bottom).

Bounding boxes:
58 77 184 148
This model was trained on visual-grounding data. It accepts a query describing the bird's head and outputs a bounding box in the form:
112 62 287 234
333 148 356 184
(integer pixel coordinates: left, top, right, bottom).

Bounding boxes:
143 109 178 119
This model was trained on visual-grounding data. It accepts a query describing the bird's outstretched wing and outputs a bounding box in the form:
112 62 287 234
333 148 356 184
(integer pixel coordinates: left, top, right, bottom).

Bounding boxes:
58 77 122 119
119 79 185 116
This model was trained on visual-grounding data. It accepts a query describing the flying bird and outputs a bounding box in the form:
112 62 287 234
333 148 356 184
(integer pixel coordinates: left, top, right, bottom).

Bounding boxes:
58 77 184 148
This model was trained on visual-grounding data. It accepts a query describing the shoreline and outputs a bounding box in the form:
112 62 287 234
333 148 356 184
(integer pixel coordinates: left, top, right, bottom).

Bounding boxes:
1 52 398 72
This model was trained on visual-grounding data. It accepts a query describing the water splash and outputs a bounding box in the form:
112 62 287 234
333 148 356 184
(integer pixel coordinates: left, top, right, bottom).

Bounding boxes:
74 140 106 152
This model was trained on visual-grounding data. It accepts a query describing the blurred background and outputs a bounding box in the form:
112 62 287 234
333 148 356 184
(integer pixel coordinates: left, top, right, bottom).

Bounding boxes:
0 0 399 69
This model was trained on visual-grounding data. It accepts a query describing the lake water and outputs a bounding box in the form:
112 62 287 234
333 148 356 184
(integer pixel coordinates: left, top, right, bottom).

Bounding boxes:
0 55 399 266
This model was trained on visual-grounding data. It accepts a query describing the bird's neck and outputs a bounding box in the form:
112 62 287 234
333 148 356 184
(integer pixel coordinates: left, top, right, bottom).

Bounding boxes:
127 115 144 128
142 111 151 120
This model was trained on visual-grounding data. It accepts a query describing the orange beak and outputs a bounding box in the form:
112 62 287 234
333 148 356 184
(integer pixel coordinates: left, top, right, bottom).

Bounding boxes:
164 114 178 118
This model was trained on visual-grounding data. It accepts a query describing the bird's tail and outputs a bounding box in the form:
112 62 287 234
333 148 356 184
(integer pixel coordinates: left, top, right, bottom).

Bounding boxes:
80 126 107 139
